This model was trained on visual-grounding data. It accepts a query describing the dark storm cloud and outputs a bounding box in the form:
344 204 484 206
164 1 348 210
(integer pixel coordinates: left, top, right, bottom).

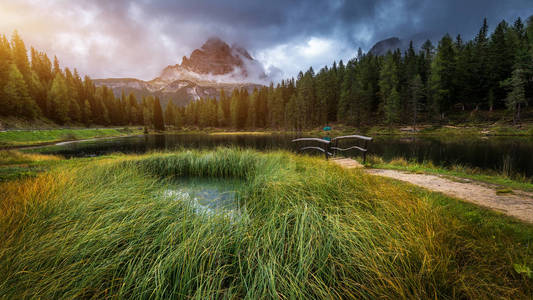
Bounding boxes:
1 0 532 80
112 0 533 49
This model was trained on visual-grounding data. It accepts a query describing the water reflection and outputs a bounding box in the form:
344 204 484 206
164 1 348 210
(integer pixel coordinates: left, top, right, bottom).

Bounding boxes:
33 133 533 177
163 177 243 217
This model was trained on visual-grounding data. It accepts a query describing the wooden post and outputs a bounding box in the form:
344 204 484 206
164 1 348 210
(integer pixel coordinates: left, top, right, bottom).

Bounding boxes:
363 140 368 164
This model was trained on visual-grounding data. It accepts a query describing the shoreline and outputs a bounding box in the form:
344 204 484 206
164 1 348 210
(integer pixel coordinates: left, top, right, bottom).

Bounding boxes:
0 124 532 149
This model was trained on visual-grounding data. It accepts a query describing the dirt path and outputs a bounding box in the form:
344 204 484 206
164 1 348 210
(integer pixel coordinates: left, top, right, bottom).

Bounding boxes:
366 169 533 223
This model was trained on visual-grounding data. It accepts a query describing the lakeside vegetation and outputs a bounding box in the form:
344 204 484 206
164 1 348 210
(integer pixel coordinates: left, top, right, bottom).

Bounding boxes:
0 127 142 148
0 149 532 298
0 150 65 181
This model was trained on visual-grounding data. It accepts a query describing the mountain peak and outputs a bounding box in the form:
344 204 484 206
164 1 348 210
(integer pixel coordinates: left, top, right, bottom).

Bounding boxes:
201 37 230 51
160 37 266 83
368 37 402 56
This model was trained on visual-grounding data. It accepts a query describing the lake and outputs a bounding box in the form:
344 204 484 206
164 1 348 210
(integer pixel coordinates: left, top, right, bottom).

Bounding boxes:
34 133 533 178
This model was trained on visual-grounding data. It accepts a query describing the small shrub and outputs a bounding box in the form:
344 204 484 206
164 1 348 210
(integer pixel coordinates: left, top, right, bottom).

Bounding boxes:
513 264 532 279
424 161 436 169
366 155 384 166
389 157 408 167
496 188 514 195
61 132 77 140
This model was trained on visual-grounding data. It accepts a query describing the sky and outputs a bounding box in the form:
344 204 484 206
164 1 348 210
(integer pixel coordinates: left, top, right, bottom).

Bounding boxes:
1 0 532 82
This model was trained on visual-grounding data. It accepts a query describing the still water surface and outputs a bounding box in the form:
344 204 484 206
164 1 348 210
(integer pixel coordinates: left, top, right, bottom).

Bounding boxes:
34 133 533 178
162 177 244 217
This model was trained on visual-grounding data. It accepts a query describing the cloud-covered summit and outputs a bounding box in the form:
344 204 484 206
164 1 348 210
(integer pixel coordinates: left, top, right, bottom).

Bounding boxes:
159 37 268 84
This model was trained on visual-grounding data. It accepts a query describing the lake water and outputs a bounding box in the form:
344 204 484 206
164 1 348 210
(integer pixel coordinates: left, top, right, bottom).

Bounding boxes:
162 177 244 217
34 133 533 178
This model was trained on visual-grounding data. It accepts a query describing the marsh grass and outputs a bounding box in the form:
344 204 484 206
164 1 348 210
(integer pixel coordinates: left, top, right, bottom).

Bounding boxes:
0 150 61 165
1 148 532 298
0 150 63 181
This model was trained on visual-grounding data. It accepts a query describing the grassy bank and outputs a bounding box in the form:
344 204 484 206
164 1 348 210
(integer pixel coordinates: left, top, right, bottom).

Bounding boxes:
164 122 533 137
0 150 64 181
1 148 532 298
0 127 143 148
366 155 533 192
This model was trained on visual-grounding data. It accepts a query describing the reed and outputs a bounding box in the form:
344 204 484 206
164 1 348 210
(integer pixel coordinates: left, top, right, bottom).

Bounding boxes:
1 148 532 298
0 150 61 165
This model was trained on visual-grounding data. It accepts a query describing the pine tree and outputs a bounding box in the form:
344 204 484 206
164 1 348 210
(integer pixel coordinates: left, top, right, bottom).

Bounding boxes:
267 83 284 128
472 19 490 109
238 89 249 128
0 35 12 109
337 62 356 124
428 34 456 119
164 102 176 126
83 99 91 125
409 74 424 130
247 89 258 128
52 56 61 76
501 68 527 125
48 73 70 123
4 64 39 118
488 20 514 109
11 31 31 82
127 93 138 124
315 67 333 125
219 89 231 127
153 97 165 130
230 89 240 128
379 54 400 126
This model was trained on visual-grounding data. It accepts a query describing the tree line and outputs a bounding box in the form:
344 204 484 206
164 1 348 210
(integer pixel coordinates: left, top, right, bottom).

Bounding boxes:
0 31 165 130
1 16 532 130
176 16 533 129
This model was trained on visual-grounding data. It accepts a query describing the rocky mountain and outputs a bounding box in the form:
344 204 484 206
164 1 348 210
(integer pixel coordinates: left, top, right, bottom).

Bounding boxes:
94 37 266 107
368 37 403 56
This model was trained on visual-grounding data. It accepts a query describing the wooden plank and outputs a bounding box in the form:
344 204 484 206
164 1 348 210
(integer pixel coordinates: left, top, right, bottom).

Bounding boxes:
292 138 331 144
332 135 373 141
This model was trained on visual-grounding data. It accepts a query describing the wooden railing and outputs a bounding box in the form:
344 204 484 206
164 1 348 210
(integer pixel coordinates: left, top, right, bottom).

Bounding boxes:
292 134 373 162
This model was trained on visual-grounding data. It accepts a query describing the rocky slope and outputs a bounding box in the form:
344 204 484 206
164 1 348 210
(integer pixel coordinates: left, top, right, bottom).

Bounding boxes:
95 38 265 107
368 37 403 56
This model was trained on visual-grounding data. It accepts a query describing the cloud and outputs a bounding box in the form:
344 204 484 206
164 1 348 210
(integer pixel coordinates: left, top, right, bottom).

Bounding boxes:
0 0 531 82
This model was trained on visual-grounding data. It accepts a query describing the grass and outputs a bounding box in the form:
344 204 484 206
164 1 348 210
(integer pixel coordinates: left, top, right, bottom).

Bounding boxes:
0 127 143 148
0 150 63 181
1 148 532 298
209 131 273 135
366 155 533 192
155 122 533 137
0 150 61 165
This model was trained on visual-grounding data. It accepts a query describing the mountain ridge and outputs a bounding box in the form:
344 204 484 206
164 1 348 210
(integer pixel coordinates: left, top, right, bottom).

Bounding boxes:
94 37 266 107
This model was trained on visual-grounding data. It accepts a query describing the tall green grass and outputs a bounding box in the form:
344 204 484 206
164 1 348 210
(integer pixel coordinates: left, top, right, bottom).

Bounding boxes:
1 148 532 298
